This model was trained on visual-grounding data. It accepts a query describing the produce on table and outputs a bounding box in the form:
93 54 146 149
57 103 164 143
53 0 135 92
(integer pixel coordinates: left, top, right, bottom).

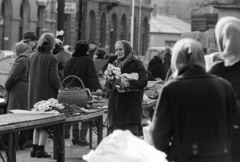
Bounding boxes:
86 94 108 109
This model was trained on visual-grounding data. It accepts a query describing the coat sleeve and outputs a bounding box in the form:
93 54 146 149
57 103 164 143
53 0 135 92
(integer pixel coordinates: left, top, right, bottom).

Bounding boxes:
147 59 157 76
86 59 102 91
5 57 26 91
128 61 148 90
150 86 174 157
49 56 61 91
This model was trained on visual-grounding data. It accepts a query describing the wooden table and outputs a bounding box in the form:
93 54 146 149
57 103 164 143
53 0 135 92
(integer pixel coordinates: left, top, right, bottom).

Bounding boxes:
66 110 104 149
0 113 66 162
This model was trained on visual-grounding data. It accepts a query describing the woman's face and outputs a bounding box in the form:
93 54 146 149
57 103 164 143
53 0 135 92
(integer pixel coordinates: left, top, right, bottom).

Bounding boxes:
115 42 125 59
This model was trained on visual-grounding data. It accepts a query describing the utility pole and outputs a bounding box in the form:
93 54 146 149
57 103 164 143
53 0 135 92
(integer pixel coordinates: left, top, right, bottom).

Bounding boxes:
57 0 65 41
130 0 135 47
77 0 83 40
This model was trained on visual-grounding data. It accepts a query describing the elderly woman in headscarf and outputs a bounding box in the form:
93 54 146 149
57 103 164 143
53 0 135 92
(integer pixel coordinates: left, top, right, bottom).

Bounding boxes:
5 42 32 112
106 40 148 135
209 16 240 162
147 49 167 80
150 38 237 162
27 33 60 158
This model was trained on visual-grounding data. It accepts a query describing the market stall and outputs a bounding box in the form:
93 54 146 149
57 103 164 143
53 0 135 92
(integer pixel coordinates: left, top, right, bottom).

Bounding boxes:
0 113 65 162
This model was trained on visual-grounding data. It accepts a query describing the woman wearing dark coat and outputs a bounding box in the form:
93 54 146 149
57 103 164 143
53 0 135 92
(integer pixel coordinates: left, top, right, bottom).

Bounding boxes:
147 49 166 80
106 40 148 135
5 42 32 112
64 40 102 146
150 38 237 162
209 16 240 162
28 33 60 158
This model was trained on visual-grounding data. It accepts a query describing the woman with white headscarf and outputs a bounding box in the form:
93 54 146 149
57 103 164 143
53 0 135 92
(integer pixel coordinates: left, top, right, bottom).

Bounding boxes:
5 42 32 112
150 38 237 162
209 16 240 162
27 33 60 158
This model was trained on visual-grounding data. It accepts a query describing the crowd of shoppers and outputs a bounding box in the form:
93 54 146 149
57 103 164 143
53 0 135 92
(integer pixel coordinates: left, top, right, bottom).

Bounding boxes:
3 15 240 161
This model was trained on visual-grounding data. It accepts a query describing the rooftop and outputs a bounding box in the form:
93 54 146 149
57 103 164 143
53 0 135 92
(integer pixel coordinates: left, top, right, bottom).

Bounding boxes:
150 14 191 34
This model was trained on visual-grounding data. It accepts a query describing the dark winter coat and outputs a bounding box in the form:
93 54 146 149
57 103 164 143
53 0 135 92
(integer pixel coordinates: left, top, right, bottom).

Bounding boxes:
209 60 240 162
106 57 148 127
55 48 71 81
5 50 32 112
64 52 101 91
151 67 237 162
27 51 61 110
148 56 166 80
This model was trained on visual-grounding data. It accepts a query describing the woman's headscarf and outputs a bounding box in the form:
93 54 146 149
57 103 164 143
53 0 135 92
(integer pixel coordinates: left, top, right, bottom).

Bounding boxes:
215 16 240 66
38 33 55 52
171 38 205 78
14 42 32 57
114 40 133 69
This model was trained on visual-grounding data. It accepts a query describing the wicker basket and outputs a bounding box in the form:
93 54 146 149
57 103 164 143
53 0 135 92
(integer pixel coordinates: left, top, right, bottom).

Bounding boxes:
57 75 91 107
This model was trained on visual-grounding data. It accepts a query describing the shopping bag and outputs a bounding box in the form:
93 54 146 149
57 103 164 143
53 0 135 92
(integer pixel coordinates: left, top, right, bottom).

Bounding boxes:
83 130 168 162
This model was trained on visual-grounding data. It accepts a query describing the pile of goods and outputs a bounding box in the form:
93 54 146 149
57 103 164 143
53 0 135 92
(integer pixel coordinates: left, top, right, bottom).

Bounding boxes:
86 93 108 109
144 81 164 99
32 98 102 117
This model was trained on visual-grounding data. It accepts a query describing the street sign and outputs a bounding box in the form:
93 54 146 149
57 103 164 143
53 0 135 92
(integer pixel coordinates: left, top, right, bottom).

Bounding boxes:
56 3 76 14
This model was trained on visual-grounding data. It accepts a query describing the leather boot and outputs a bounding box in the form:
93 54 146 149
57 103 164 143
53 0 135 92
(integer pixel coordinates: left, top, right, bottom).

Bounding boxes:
30 144 38 158
72 128 80 145
79 129 89 146
36 145 51 158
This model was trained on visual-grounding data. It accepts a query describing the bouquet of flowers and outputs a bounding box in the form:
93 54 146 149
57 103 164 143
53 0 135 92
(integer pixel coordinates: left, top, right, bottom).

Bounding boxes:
104 64 121 80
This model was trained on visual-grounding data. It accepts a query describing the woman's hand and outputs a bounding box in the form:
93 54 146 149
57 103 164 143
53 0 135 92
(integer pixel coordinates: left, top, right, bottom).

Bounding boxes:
96 89 102 93
120 81 130 88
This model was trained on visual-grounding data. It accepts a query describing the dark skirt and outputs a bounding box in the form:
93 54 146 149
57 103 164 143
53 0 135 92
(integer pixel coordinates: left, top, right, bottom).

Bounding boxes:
110 123 139 135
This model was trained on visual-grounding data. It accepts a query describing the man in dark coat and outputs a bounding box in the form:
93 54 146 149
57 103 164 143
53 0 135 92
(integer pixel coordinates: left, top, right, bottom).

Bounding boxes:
147 49 166 80
150 38 237 162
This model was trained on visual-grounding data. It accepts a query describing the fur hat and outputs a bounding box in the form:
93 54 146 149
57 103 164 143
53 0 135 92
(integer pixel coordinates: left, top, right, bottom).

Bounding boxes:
22 31 38 42
75 40 89 53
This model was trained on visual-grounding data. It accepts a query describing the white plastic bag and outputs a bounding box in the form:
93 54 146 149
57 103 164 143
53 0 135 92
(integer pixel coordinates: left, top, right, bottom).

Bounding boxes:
83 130 168 162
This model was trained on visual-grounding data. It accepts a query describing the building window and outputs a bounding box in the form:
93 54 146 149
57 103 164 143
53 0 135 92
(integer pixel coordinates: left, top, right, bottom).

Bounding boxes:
165 41 176 47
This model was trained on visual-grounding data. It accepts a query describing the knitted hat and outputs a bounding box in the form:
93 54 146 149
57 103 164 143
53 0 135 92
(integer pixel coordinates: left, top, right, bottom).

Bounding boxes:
116 40 132 55
74 40 89 53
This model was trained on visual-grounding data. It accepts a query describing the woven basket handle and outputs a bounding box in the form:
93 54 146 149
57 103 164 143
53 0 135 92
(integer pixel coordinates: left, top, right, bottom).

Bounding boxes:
60 75 85 89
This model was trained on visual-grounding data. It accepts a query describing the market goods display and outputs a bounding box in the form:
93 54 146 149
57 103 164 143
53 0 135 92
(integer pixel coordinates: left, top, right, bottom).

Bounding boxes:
86 94 108 109
32 98 102 117
144 82 164 99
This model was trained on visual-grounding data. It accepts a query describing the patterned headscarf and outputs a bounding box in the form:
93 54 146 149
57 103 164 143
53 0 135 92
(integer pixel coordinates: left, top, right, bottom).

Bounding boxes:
14 42 32 57
171 38 205 78
215 16 240 66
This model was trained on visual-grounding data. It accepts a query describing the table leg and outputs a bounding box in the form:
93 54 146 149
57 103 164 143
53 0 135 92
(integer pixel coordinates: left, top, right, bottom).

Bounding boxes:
7 132 15 162
57 123 65 162
98 116 103 144
89 121 92 149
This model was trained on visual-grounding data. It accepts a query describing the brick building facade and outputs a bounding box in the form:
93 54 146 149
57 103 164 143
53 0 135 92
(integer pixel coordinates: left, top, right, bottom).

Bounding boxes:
0 0 152 56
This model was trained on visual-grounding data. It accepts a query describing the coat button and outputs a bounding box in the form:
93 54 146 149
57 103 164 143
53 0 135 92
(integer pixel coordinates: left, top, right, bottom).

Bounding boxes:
223 148 228 153
192 150 198 155
192 143 198 149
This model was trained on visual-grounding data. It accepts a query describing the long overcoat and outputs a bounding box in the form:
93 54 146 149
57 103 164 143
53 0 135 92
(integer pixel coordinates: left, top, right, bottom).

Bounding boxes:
106 57 148 127
27 51 60 110
63 53 101 91
5 50 32 112
151 68 237 162
209 61 240 162
148 56 166 80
